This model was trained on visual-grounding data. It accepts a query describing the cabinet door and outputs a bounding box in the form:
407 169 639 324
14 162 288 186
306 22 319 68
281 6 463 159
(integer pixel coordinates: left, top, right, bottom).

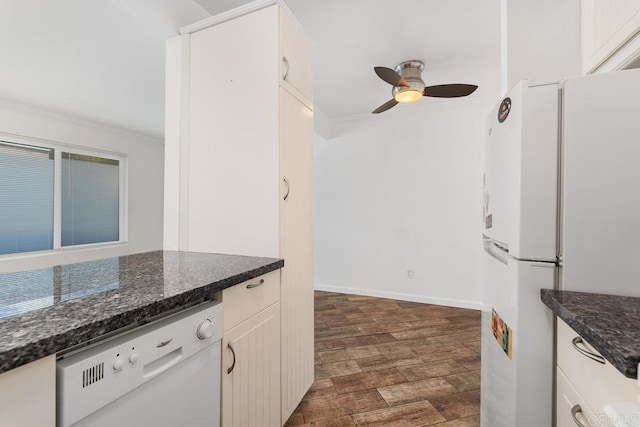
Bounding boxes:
279 7 313 108
0 356 55 427
222 303 281 427
279 88 314 423
581 0 640 72
556 367 601 427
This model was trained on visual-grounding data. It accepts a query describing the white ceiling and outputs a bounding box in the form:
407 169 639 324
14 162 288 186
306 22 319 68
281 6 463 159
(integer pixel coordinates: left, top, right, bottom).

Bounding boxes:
0 0 501 139
0 0 212 138
286 0 502 118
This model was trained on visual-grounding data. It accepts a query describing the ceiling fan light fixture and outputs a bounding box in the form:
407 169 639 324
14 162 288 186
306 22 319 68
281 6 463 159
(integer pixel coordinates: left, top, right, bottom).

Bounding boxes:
393 87 423 103
372 59 478 114
391 64 425 103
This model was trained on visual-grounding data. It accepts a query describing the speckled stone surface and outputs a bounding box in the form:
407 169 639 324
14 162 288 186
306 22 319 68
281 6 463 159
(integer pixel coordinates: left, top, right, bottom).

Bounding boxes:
541 289 640 379
0 250 283 374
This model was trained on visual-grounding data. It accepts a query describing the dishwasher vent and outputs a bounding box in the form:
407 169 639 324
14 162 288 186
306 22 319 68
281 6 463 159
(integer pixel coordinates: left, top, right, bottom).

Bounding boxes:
82 362 104 388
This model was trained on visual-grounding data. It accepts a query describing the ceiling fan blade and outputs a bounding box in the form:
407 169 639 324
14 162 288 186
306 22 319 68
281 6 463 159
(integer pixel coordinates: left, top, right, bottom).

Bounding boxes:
372 99 399 114
423 84 478 98
374 67 409 87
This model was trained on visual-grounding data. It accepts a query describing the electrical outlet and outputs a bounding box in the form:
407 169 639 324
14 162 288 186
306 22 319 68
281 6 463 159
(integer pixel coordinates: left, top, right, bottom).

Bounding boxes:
406 269 414 279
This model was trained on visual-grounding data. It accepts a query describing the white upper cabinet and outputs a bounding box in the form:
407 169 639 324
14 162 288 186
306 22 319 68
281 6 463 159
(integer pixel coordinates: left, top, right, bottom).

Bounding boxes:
582 0 640 73
279 7 313 108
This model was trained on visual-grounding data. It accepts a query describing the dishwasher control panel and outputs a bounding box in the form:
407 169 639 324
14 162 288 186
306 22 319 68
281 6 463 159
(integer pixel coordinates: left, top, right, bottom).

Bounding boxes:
57 301 222 427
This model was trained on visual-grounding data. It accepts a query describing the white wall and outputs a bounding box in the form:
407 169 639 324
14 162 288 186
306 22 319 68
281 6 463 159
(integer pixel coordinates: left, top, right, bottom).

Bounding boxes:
501 0 581 93
0 100 164 273
314 99 495 309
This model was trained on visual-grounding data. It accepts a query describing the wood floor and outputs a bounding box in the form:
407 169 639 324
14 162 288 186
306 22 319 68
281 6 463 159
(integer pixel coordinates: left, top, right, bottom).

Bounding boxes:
285 291 482 427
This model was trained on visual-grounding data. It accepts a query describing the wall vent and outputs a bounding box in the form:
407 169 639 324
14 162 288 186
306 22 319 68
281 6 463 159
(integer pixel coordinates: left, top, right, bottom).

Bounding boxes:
82 362 104 388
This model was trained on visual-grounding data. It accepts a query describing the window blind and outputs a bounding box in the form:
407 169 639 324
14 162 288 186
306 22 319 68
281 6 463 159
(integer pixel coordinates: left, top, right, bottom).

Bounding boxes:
61 152 119 246
0 141 54 255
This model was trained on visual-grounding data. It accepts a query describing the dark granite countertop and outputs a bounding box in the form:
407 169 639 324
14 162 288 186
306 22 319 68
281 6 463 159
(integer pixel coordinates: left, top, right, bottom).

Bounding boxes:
541 289 640 379
0 250 283 374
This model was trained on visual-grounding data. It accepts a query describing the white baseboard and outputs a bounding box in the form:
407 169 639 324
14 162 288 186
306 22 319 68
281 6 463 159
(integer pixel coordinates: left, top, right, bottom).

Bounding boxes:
314 283 483 311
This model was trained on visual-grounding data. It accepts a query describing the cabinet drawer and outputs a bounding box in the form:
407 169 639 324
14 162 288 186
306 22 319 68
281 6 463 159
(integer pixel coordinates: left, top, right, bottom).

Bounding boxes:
557 319 637 416
556 367 601 427
222 270 280 332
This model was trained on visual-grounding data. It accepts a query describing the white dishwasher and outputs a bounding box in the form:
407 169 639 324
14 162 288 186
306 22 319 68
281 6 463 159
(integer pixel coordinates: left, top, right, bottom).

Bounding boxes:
57 301 222 427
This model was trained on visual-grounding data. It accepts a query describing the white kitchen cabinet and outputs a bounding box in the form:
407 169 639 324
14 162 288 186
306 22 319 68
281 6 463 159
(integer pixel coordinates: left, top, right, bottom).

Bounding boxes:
279 7 313 108
220 272 281 426
222 302 281 427
582 0 640 73
222 270 281 333
164 1 314 425
556 319 637 426
220 271 282 427
279 87 314 420
0 355 55 427
557 367 600 427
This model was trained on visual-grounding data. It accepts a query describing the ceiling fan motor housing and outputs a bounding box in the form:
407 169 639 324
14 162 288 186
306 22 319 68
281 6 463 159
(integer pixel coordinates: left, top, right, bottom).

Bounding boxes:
372 60 478 113
392 60 425 101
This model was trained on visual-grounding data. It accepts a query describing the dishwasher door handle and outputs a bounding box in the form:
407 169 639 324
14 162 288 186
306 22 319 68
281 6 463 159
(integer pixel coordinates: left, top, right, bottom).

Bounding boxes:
227 342 236 374
143 347 183 380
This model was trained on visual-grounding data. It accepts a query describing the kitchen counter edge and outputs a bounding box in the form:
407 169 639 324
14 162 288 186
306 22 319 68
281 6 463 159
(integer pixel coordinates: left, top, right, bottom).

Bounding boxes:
541 289 640 379
0 252 284 374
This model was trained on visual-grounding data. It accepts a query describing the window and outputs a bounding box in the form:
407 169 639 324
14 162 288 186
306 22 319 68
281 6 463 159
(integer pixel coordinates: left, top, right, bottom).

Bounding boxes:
0 142 55 254
0 137 126 256
61 153 120 246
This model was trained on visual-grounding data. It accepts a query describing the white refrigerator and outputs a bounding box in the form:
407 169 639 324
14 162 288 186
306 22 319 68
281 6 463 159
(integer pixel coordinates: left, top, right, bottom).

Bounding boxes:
480 69 640 427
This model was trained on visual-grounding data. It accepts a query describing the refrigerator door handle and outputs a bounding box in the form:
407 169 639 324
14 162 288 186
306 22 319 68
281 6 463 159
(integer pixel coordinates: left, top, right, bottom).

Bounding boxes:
483 238 509 265
530 263 557 268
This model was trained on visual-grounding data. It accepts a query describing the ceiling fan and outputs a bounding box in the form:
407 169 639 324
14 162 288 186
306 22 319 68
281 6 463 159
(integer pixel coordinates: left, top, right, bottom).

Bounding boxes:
372 60 478 114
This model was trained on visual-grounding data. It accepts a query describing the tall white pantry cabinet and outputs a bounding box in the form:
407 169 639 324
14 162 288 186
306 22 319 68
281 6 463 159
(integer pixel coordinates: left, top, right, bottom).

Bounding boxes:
163 2 314 426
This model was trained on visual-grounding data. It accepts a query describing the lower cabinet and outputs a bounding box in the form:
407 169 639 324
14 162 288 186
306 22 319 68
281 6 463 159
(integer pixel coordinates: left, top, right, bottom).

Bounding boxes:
221 274 281 427
556 367 599 427
222 303 281 427
0 355 56 427
556 319 638 427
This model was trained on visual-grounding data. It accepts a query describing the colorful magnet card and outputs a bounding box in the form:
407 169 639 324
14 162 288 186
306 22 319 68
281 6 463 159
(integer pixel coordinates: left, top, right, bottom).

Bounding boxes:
491 309 513 359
